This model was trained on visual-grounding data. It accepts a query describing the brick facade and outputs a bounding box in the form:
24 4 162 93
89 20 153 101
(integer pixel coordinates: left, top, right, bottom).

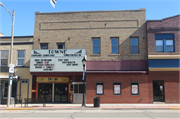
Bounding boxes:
147 15 180 103
86 74 149 103
34 9 147 60
147 15 180 55
148 71 179 103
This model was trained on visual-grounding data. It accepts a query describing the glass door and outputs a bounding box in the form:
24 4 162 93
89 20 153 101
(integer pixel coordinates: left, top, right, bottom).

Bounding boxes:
54 83 68 102
38 83 52 102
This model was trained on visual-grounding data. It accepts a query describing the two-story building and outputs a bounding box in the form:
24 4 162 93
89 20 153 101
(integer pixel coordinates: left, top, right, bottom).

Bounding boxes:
147 15 180 103
31 8 148 104
0 36 33 104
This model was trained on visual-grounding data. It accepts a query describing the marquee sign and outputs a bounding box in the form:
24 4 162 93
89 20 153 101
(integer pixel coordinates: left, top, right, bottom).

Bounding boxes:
36 77 69 82
30 49 85 72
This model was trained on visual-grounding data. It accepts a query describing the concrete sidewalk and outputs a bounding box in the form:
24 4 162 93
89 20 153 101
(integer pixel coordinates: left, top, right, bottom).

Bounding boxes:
0 103 179 110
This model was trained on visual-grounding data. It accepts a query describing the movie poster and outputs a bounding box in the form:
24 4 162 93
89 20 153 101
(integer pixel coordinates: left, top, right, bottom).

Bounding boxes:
132 85 138 94
97 85 103 94
114 85 120 94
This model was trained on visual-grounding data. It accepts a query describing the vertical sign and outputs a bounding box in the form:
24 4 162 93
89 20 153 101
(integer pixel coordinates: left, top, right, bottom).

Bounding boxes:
82 69 85 80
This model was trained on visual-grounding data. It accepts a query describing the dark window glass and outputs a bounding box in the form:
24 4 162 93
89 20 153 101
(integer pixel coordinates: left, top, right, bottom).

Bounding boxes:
96 82 104 95
57 43 65 49
93 38 100 54
40 43 48 49
74 84 78 93
79 84 84 93
111 38 118 54
130 38 138 54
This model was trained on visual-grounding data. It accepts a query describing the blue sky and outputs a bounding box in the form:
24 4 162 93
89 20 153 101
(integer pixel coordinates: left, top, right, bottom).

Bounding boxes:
0 0 179 36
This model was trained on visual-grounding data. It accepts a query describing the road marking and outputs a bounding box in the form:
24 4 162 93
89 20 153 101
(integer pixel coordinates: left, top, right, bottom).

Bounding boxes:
5 108 34 110
170 108 180 110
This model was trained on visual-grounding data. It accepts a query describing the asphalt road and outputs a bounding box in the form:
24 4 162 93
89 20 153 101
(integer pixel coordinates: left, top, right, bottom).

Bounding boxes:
0 110 179 119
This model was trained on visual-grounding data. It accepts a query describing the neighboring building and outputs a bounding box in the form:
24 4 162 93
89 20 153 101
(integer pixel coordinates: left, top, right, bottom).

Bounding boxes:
0 36 33 104
147 15 180 103
32 8 148 103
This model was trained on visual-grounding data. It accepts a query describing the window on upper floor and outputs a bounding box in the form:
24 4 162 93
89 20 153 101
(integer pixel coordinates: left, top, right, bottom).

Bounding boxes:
155 34 174 52
17 50 25 66
40 43 48 49
57 43 65 49
0 50 8 66
92 38 100 54
130 38 138 54
111 38 119 54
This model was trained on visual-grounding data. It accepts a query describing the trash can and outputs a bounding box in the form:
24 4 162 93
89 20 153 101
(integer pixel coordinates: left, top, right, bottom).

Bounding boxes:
94 97 100 107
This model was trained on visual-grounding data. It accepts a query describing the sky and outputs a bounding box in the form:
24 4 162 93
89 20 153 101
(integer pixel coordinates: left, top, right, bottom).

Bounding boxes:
0 0 179 36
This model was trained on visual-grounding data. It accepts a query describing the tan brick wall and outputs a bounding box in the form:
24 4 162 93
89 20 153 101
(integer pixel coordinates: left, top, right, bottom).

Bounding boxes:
0 37 33 99
34 9 147 60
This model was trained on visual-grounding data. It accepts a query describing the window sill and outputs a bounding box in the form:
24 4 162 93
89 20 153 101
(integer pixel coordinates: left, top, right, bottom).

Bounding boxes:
90 54 101 56
129 54 140 55
108 54 120 56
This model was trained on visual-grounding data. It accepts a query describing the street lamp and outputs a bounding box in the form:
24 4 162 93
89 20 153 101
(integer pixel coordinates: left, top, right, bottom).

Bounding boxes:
0 2 15 107
81 57 86 107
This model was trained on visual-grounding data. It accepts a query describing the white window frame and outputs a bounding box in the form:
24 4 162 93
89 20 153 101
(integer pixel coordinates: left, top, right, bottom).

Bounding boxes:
0 50 9 66
17 50 25 66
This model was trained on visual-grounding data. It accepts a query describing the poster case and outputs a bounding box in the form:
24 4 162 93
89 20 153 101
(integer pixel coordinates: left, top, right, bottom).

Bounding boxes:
113 83 121 95
131 83 139 95
96 83 104 95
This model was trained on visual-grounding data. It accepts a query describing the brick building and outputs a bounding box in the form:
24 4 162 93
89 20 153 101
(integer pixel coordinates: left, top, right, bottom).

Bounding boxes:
31 8 149 104
147 15 180 103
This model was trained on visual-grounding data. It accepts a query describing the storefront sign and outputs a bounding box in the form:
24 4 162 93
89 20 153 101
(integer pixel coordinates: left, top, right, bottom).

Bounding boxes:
37 77 69 82
30 49 85 72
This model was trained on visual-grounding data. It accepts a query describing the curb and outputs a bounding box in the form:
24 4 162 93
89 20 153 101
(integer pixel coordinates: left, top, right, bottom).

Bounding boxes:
0 107 179 110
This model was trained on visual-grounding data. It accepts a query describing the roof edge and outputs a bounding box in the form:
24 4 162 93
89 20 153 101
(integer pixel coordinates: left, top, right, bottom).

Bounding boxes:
147 14 180 22
0 36 33 38
35 8 146 15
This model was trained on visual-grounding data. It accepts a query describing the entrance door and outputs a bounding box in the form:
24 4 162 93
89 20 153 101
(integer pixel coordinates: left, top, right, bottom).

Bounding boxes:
54 84 68 102
153 81 165 102
38 83 52 102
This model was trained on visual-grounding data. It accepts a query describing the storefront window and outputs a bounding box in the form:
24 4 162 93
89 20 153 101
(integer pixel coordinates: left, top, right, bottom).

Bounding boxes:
73 84 84 93
1 80 17 98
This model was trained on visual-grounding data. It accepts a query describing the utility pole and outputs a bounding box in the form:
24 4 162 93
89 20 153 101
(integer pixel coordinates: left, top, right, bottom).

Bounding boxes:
0 2 15 107
7 10 15 107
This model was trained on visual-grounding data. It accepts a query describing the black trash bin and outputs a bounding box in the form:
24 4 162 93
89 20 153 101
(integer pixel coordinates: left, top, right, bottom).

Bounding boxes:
94 97 100 107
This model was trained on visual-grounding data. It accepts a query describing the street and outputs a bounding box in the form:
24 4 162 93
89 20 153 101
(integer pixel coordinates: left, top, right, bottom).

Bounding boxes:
0 109 179 119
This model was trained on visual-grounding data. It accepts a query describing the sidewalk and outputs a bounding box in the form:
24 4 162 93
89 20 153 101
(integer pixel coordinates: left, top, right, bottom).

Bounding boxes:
0 103 179 110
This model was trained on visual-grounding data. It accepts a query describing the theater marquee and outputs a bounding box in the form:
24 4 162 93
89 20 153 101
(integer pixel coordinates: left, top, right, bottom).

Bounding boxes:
30 49 85 72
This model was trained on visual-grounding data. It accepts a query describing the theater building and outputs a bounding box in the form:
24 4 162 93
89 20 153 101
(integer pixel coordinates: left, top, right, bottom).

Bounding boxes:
31 8 149 103
147 15 180 103
0 36 33 104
